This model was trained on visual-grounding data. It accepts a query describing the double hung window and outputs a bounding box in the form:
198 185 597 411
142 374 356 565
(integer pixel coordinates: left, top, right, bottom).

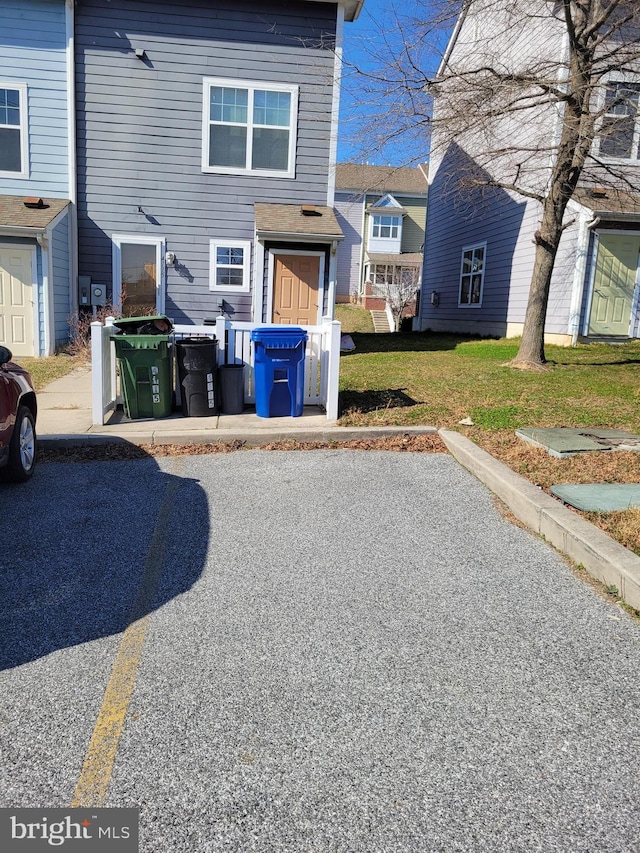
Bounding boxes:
459 244 486 306
599 82 640 161
0 84 27 176
209 241 251 293
203 78 297 177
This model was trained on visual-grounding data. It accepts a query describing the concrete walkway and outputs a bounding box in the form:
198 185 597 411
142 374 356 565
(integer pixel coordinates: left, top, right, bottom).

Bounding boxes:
36 365 435 446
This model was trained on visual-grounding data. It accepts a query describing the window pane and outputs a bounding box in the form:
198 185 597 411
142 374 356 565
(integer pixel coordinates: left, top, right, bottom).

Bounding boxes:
0 88 20 126
472 249 484 272
471 274 482 302
210 87 248 124
462 251 473 274
605 84 640 116
217 247 244 266
120 243 157 315
460 276 471 303
251 127 289 171
600 115 635 158
0 127 21 171
216 267 244 287
209 124 247 168
253 90 291 127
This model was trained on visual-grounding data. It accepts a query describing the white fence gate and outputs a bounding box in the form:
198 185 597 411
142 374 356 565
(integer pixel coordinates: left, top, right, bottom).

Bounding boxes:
91 317 342 425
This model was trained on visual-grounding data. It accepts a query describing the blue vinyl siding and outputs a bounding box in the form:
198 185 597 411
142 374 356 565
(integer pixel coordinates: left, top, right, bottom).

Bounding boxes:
0 0 69 197
75 0 337 324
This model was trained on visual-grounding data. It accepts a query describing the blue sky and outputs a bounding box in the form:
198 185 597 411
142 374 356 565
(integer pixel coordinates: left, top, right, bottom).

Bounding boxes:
337 0 452 166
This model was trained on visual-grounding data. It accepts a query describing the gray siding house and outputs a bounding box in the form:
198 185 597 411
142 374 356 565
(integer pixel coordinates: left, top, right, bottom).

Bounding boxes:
419 1 640 345
76 0 363 327
0 0 76 356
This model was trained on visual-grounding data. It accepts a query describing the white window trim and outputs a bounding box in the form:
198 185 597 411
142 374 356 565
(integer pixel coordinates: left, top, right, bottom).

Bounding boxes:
595 78 640 164
112 234 166 314
458 242 486 308
201 77 298 178
209 239 251 293
370 214 402 240
0 81 28 179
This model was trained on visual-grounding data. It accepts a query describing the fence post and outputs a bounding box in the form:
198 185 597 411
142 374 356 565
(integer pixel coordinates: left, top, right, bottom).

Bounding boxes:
215 316 228 365
91 317 116 425
325 319 341 421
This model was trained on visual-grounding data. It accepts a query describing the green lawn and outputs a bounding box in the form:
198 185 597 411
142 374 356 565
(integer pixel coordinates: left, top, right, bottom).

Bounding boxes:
335 304 375 334
338 332 640 433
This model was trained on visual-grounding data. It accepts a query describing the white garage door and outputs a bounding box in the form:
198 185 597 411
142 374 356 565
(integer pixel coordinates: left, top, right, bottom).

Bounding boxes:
0 248 35 357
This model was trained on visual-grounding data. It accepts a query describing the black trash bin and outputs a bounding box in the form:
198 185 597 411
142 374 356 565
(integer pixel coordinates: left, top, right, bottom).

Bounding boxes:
218 364 245 415
175 337 218 417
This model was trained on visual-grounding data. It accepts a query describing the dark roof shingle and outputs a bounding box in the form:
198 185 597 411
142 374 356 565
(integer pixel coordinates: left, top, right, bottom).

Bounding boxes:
0 195 70 229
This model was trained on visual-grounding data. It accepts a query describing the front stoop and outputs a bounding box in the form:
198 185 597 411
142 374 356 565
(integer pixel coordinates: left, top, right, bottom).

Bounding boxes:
370 310 391 333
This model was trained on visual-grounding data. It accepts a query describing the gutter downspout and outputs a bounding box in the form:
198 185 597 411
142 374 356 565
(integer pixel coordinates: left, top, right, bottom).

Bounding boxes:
66 0 78 316
570 214 600 346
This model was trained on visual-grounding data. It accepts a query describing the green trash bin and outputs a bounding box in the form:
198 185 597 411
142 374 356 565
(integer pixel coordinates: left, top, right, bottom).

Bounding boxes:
113 315 173 419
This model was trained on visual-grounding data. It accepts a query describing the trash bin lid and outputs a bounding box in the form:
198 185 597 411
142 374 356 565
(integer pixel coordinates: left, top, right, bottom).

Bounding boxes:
250 326 308 348
113 315 174 334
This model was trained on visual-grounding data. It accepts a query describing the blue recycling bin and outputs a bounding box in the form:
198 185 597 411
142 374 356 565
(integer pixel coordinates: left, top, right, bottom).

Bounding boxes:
251 327 308 417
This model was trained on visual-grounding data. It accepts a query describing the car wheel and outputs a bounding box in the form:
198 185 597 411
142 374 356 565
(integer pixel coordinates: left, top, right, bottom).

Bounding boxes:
3 406 36 483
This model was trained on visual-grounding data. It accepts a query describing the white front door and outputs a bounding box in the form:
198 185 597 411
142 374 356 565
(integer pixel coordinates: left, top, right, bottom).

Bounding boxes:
0 247 35 356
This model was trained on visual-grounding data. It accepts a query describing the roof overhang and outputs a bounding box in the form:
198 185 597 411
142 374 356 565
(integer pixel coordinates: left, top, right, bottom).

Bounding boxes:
255 203 344 243
303 0 364 22
0 196 70 233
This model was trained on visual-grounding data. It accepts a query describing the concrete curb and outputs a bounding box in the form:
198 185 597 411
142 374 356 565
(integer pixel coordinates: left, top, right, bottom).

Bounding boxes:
439 428 640 612
38 425 438 449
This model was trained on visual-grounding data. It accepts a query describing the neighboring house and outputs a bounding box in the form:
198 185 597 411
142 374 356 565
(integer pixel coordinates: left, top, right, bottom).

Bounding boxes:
334 163 428 307
0 0 76 356
75 0 363 327
419 2 640 344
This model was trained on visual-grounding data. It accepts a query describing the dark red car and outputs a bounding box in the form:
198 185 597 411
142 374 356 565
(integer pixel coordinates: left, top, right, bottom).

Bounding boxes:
0 346 37 482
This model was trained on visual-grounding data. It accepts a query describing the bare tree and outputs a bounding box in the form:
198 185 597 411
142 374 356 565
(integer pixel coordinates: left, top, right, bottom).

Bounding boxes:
341 0 640 367
380 267 421 331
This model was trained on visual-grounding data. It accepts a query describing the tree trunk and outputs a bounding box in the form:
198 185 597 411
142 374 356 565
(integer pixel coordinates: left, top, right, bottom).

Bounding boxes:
511 200 563 367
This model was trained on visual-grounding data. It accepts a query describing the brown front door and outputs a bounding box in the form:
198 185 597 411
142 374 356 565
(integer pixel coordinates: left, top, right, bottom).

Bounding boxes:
272 254 320 325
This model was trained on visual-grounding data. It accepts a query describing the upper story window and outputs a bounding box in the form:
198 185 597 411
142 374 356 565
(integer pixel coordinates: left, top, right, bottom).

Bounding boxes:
0 83 28 177
599 82 640 161
371 215 400 239
202 78 298 178
367 194 404 253
459 243 486 307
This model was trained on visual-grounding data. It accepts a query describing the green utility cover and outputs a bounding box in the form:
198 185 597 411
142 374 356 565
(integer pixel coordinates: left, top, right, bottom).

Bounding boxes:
516 428 640 458
551 484 640 512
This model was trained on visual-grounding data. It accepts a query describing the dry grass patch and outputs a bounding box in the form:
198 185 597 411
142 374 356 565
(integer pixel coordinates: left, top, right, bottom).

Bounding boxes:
469 428 640 556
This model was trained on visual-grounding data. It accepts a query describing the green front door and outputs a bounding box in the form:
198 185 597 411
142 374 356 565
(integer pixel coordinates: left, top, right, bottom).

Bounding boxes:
588 233 640 336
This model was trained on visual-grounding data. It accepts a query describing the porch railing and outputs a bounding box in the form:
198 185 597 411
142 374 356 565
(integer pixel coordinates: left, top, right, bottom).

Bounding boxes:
91 316 342 426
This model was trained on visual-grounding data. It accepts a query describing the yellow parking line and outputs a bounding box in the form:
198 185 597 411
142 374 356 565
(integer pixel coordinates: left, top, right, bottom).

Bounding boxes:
72 458 183 808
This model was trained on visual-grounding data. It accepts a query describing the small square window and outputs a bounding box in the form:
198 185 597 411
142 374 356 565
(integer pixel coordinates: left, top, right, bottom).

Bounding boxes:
209 240 251 293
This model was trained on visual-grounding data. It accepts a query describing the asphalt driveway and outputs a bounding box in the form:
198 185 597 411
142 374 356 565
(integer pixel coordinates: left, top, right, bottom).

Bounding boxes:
1 450 639 852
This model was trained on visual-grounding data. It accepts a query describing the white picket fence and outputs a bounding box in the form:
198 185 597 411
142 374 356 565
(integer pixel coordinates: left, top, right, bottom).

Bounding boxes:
91 316 342 425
